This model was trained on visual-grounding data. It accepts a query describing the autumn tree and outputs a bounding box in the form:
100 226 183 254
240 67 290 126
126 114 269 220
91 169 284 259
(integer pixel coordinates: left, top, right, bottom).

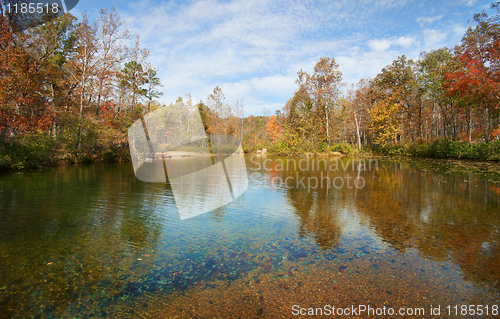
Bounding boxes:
266 114 282 143
0 10 77 138
372 55 422 141
207 86 233 135
444 2 500 141
94 8 131 115
0 6 163 168
354 80 376 145
418 48 461 140
344 80 375 149
65 13 99 148
296 57 343 146
369 95 402 146
282 87 320 150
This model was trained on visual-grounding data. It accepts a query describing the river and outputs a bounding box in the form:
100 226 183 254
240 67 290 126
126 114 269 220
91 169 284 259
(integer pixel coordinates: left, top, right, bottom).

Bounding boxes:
0 156 499 318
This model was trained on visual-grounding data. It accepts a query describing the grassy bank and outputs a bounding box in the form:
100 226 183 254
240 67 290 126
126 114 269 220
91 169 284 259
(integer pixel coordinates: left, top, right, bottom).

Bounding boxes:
3 135 500 172
369 140 500 161
249 139 500 162
0 132 130 171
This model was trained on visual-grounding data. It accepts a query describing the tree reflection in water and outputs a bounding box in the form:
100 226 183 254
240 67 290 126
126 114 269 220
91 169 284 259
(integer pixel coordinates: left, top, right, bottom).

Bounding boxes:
256 156 500 295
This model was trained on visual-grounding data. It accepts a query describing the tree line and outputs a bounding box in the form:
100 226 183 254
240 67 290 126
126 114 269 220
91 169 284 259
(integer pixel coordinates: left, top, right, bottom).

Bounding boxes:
268 2 500 159
0 0 278 170
0 5 167 168
1 2 500 170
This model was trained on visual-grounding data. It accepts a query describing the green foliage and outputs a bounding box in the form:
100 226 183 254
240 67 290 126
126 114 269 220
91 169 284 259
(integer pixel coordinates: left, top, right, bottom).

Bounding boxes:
328 143 353 154
371 140 500 161
0 133 58 170
0 153 12 171
267 141 291 155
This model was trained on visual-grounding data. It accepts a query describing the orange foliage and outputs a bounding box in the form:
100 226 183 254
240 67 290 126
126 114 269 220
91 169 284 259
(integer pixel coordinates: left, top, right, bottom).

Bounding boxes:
266 115 282 143
492 127 500 140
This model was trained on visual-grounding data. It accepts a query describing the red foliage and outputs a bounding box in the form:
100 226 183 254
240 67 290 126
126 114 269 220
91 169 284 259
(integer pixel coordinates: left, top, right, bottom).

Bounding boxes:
492 127 500 140
444 40 500 113
0 20 55 134
100 100 118 119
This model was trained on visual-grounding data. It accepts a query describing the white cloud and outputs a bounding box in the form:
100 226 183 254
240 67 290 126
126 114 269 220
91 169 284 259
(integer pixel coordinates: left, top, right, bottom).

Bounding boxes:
337 50 408 85
107 0 482 115
452 23 467 38
416 15 444 25
367 36 416 52
462 0 477 6
367 38 392 52
422 29 448 48
394 36 416 48
251 75 296 96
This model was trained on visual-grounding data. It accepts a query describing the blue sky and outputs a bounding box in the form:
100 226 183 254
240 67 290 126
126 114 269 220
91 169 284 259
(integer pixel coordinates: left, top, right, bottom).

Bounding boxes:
73 0 494 115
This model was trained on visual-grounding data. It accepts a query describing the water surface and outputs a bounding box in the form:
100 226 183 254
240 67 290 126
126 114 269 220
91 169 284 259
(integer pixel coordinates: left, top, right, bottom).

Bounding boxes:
0 157 499 318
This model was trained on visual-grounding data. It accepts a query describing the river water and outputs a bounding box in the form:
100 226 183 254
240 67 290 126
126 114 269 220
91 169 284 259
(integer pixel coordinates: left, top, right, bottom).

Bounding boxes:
0 156 499 318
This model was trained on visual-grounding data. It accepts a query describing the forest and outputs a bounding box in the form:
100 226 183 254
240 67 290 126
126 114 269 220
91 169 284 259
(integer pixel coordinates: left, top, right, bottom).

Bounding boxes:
269 2 500 160
0 2 499 171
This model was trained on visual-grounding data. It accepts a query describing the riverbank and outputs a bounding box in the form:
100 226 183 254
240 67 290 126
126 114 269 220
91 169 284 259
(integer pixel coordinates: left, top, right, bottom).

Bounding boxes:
2 139 500 179
368 140 500 161
0 136 130 172
258 140 500 161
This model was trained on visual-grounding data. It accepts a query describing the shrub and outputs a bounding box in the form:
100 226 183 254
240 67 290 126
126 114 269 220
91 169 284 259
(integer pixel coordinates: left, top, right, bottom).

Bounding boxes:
0 153 12 171
0 133 58 170
369 140 500 161
328 143 353 154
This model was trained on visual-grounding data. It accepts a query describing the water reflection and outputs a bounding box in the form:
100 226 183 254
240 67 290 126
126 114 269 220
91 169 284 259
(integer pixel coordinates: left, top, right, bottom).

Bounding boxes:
356 160 500 295
248 156 500 297
0 157 499 317
0 163 168 317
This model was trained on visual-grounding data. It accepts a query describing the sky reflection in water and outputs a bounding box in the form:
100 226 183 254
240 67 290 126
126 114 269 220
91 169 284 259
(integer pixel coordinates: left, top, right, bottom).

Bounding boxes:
0 157 499 317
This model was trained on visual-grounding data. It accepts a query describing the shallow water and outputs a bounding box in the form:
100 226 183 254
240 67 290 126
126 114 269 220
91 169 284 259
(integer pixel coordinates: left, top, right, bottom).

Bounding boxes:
0 157 499 318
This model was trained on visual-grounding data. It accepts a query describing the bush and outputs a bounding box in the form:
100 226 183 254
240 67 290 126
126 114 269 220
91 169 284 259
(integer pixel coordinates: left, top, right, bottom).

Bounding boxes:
0 133 58 170
328 143 353 154
369 139 500 161
387 144 410 156
299 140 320 153
267 141 291 155
0 153 12 171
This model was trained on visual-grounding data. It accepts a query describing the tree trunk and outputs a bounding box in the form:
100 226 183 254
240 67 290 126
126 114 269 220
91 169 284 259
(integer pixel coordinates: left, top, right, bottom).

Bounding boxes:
354 111 361 150
96 90 102 116
77 44 89 150
484 108 490 140
240 117 243 142
452 106 457 141
325 102 330 146
0 127 6 143
418 103 422 142
468 108 472 143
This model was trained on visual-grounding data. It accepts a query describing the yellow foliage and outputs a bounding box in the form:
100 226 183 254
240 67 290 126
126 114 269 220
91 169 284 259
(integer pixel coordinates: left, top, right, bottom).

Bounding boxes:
368 99 401 146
